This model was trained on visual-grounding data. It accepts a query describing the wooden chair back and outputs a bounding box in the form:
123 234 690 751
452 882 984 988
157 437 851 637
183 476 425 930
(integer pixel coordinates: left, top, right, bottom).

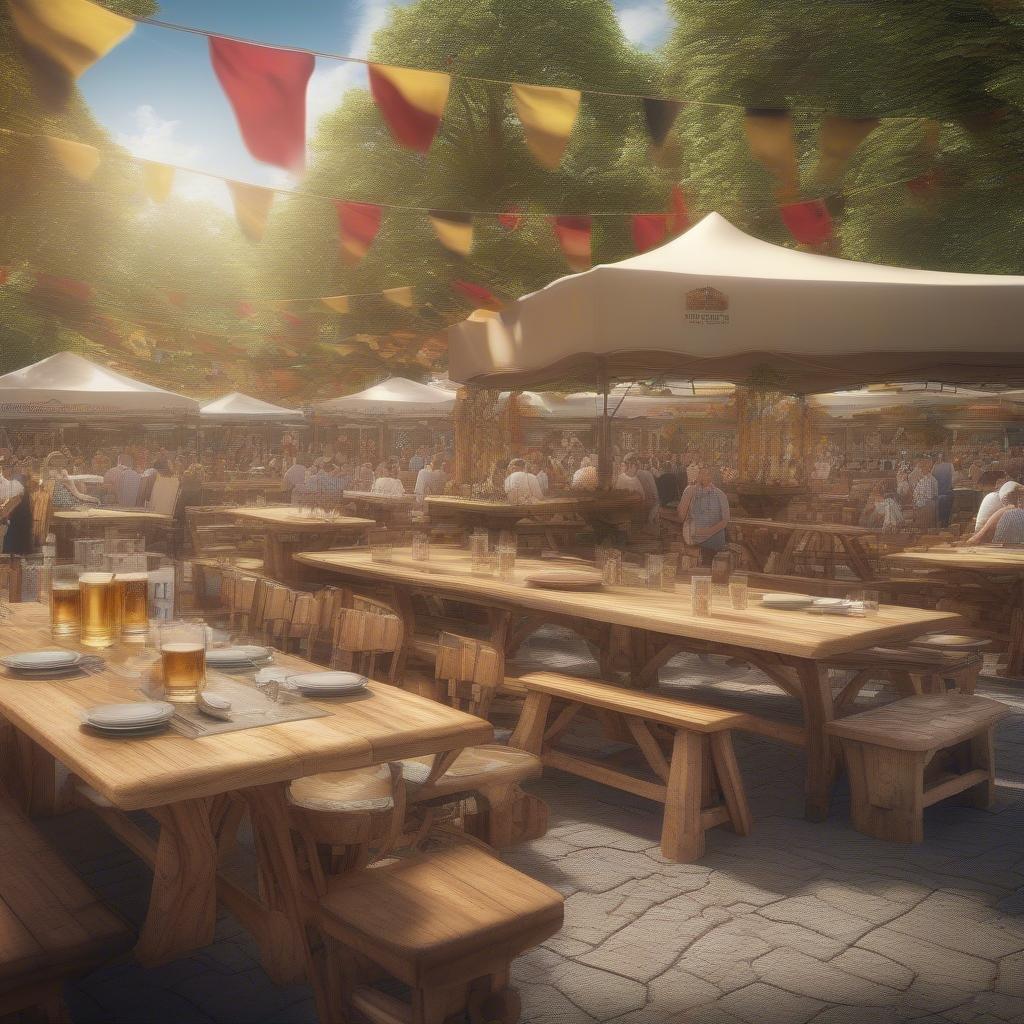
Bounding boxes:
330 607 404 682
434 632 504 719
252 579 297 644
147 476 180 516
31 479 54 549
222 572 258 629
135 472 156 509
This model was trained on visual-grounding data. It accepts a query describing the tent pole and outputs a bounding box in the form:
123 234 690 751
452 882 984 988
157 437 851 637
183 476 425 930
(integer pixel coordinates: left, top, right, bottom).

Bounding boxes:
597 361 611 490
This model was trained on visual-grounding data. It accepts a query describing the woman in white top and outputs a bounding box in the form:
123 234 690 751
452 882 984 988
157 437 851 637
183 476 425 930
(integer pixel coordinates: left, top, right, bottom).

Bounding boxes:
975 472 1013 531
966 482 1023 545
371 462 406 497
504 458 544 505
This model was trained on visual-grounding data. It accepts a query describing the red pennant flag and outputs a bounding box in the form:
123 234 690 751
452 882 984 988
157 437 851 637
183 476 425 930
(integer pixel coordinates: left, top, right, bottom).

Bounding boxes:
0 267 9 286
236 301 256 317
335 200 383 266
669 185 690 235
631 214 668 254
551 215 592 272
368 64 450 153
279 309 304 326
779 199 833 247
209 36 314 172
34 273 91 302
452 279 501 308
498 207 523 231
165 290 187 307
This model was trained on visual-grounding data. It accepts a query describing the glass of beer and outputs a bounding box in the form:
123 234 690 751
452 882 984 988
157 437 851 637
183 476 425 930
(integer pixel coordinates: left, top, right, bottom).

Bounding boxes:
50 566 82 638
79 572 116 648
115 573 149 642
159 621 206 703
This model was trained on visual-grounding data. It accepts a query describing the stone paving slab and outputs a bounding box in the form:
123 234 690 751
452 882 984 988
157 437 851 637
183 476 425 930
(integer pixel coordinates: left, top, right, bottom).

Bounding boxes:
34 628 1024 1023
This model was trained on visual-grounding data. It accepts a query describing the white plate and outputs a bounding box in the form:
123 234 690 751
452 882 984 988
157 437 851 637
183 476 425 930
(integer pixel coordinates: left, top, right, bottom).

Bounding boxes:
207 646 272 666
812 597 847 608
288 671 367 694
86 701 175 730
2 650 81 670
761 594 814 609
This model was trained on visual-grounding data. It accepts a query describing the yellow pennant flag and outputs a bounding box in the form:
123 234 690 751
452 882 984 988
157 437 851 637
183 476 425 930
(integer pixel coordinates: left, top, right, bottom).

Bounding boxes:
814 116 879 187
46 136 101 181
427 211 474 256
320 295 351 314
9 0 134 110
743 109 799 203
511 83 582 171
141 160 174 203
382 286 414 308
226 181 275 242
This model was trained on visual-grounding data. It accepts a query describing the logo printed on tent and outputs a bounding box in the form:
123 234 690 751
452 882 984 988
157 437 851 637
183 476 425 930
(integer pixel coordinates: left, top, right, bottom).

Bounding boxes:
684 286 730 326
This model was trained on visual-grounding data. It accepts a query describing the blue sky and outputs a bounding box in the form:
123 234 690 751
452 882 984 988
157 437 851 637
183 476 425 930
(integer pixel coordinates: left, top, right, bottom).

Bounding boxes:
79 0 672 206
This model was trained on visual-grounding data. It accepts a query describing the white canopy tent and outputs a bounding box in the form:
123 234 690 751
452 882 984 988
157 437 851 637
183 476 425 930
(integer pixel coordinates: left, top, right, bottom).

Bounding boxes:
449 213 1024 394
0 352 199 420
199 392 303 424
314 377 456 419
520 386 734 421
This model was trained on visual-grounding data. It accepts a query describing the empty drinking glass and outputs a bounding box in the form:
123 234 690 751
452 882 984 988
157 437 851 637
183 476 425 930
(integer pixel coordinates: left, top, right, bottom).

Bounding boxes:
412 533 431 562
729 573 749 610
691 575 713 617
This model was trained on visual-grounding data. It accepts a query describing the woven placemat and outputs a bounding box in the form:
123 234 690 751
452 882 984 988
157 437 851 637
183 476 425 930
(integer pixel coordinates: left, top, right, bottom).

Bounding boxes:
168 674 329 738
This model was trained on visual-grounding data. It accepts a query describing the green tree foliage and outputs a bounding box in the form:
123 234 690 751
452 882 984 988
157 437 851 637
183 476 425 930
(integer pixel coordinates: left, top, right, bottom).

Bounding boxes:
663 0 1024 272
260 0 673 374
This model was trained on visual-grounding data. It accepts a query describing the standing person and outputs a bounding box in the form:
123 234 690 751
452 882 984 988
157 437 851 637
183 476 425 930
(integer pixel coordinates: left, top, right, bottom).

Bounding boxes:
283 452 309 500
932 450 955 528
504 458 544 504
912 457 939 529
408 447 427 473
614 454 646 499
636 457 659 518
0 455 28 554
655 458 682 506
677 466 731 566
414 453 447 505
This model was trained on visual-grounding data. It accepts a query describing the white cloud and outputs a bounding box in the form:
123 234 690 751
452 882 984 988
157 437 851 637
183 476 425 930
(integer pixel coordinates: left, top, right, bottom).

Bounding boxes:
118 104 233 210
616 1 672 48
306 0 399 133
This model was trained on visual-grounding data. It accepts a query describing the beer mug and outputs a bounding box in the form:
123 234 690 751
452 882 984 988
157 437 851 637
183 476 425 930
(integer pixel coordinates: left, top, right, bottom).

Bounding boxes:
159 621 206 703
115 573 149 641
79 572 116 648
50 565 82 638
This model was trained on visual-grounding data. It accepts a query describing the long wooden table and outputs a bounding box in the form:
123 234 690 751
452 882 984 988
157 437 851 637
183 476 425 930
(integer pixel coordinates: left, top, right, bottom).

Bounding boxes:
52 508 174 557
0 603 490 976
342 490 415 526
885 546 1024 677
730 517 880 580
295 546 959 820
229 505 374 583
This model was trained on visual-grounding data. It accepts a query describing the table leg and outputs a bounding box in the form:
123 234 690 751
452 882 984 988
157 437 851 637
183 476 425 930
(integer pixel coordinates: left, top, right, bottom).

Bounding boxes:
135 799 218 967
1004 579 1024 679
661 730 704 862
839 536 875 582
792 659 838 821
7 732 58 817
509 693 552 754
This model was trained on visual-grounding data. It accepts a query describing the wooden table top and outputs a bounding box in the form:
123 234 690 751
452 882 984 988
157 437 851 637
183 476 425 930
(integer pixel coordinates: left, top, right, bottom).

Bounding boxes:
53 508 172 524
425 496 584 517
884 546 1024 573
205 478 286 490
295 547 960 661
0 604 490 811
731 517 878 538
343 490 415 506
229 505 375 533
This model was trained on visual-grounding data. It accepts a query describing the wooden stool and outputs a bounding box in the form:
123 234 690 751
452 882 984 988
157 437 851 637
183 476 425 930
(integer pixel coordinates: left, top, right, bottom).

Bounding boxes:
827 694 1009 843
315 844 564 1024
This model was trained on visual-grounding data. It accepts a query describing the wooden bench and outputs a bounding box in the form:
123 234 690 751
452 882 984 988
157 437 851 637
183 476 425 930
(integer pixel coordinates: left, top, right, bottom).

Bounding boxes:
826 694 1009 843
825 646 984 713
316 843 564 1024
510 672 752 862
0 791 132 1020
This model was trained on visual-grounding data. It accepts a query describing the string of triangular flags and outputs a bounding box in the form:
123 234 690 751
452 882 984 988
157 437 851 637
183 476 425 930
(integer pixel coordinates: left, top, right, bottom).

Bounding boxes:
35 123 944 263
11 0 940 193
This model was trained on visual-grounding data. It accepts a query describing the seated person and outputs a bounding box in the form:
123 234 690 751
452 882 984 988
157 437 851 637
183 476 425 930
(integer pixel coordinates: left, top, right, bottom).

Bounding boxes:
860 485 905 533
614 455 646 500
975 471 1013 531
371 462 406 497
45 451 99 509
504 458 544 505
570 455 598 492
965 483 1024 546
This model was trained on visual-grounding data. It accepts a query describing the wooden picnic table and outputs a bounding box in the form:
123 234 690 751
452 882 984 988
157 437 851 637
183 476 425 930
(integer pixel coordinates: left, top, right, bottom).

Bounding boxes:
52 507 174 556
730 517 879 580
201 478 288 502
342 490 415 526
295 546 959 821
0 603 490 978
228 505 374 583
885 546 1024 678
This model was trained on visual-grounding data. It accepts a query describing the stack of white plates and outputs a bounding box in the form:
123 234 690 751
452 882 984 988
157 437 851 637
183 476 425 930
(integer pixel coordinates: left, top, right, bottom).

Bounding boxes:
0 650 83 678
287 671 367 697
85 701 174 735
206 646 273 669
760 593 814 610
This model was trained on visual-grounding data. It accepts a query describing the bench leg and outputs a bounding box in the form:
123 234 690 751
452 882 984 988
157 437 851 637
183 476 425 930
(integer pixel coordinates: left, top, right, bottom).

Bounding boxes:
842 741 924 843
662 730 704 862
968 729 996 809
509 693 552 755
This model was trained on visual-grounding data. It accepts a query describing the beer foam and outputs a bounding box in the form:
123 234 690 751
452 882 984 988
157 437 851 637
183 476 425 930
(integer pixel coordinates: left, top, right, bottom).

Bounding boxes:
79 572 114 583
160 642 204 653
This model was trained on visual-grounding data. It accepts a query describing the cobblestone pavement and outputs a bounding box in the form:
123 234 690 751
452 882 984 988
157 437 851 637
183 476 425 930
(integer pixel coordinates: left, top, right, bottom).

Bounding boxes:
42 628 1024 1024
